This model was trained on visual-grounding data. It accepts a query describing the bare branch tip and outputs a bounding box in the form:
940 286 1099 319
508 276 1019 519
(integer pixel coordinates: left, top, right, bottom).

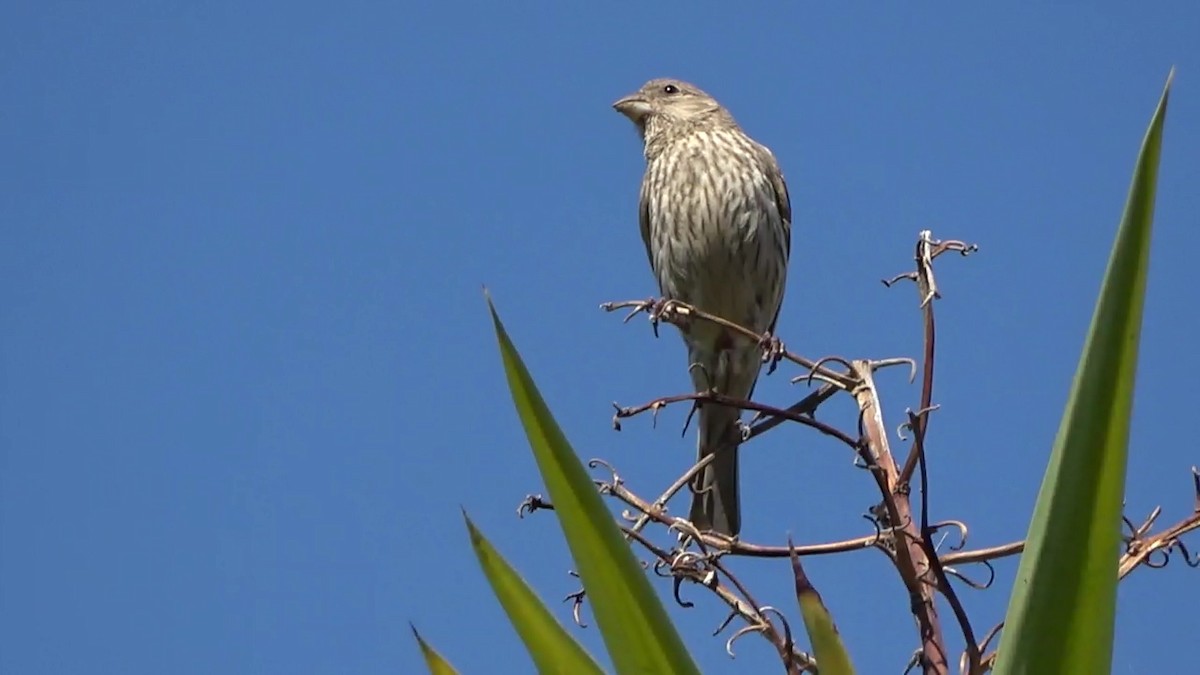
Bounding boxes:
726 624 763 658
516 494 554 518
883 271 919 288
1191 466 1200 511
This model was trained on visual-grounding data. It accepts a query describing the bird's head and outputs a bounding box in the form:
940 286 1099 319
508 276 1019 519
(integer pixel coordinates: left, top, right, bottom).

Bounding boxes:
613 79 728 138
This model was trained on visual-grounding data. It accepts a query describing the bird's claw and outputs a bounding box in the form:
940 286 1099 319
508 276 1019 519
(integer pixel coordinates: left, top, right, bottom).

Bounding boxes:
648 298 690 337
619 297 659 324
758 333 786 375
620 297 689 337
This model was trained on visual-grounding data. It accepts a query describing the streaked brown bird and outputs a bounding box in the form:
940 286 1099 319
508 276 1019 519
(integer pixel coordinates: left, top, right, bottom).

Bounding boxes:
613 78 792 536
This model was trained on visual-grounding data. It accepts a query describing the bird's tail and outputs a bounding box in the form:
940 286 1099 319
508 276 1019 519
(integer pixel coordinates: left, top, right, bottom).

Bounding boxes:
689 401 743 536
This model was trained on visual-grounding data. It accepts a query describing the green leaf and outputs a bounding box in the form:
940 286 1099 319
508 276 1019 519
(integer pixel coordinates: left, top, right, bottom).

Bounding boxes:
790 541 854 675
487 296 699 675
463 511 605 675
411 624 461 675
994 70 1172 674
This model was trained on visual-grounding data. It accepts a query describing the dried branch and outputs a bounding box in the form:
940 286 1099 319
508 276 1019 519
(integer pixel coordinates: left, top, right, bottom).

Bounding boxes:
744 384 840 441
890 231 978 488
613 390 861 451
1118 467 1200 578
849 358 950 674
602 298 857 390
940 541 1024 567
504 229 1198 675
882 232 982 674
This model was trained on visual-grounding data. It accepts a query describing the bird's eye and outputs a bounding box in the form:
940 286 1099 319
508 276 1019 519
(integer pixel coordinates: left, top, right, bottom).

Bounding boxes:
663 84 679 94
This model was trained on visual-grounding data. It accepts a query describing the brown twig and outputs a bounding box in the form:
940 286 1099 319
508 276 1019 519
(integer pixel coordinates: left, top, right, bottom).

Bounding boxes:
849 358 949 674
1118 467 1200 578
610 388 863 544
884 232 982 673
617 506 818 672
940 541 1025 567
744 384 841 440
892 231 978 487
602 298 857 390
613 391 862 452
583 232 1195 674
613 479 886 559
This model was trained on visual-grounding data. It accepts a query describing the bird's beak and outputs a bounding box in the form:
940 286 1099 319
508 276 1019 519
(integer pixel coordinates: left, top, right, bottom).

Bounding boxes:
613 93 652 122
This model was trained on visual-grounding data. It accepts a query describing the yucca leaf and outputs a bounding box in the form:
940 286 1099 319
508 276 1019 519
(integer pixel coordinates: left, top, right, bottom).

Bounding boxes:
463 511 605 674
411 624 461 675
790 541 854 675
994 70 1172 674
488 297 699 675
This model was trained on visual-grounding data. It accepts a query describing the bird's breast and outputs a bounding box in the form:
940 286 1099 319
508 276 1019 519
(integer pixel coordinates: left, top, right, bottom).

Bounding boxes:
641 131 788 336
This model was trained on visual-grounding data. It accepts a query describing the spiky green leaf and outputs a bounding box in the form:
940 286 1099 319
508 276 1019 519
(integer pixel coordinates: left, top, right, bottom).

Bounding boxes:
463 512 604 674
488 297 698 675
995 70 1172 674
411 625 461 675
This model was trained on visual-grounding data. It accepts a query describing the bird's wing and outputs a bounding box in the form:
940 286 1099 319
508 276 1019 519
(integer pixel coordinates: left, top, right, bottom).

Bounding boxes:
756 142 792 260
637 181 655 268
755 142 792 336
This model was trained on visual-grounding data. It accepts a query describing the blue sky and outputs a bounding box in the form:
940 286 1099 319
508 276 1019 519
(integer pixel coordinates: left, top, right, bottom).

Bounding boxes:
3 2 1198 673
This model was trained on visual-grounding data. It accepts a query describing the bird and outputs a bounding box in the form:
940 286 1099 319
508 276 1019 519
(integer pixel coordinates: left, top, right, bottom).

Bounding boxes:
613 78 792 537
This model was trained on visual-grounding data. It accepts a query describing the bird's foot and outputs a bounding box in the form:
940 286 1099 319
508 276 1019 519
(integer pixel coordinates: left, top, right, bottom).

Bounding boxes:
615 297 659 324
648 298 690 336
758 332 787 375
669 518 708 548
698 529 739 549
614 297 689 337
735 419 752 442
